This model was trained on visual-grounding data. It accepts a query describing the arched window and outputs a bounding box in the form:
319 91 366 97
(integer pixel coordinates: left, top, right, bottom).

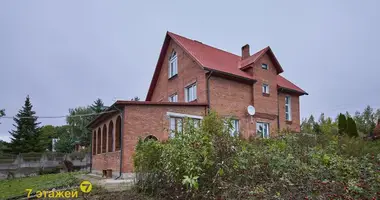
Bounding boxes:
92 130 96 155
115 116 121 151
168 50 177 78
144 135 158 142
97 127 101 154
102 124 107 153
108 121 114 152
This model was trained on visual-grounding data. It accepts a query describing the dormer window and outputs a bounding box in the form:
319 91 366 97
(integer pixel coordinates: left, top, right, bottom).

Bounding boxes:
168 51 178 78
261 63 268 70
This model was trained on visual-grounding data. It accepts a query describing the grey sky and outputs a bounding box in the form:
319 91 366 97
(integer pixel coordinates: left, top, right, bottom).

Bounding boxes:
1 0 379 142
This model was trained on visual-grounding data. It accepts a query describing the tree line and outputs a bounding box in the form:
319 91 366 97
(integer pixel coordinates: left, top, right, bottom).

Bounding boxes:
1 97 378 154
0 96 140 154
301 105 380 137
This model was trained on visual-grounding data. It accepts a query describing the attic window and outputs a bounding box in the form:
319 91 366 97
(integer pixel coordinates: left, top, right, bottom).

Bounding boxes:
168 51 178 78
262 63 268 70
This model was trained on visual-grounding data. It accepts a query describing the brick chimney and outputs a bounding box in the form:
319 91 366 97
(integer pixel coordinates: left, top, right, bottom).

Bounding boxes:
241 44 250 60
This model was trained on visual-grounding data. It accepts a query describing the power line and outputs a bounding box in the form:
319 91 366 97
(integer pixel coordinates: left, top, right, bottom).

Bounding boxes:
0 110 118 119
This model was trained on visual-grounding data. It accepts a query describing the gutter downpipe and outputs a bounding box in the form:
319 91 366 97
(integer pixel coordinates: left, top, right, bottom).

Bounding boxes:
206 70 213 114
113 104 125 180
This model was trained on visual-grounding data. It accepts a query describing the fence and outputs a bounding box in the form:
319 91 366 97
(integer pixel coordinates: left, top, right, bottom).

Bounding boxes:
0 152 91 180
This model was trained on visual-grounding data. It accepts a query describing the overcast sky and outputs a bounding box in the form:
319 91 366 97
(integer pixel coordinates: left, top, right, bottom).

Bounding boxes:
0 0 379 142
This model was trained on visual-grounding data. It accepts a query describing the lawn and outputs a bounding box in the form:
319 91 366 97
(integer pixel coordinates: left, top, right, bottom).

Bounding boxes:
0 172 80 199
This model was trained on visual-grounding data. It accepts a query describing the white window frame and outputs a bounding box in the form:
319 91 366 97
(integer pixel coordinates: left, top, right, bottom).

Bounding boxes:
168 51 178 78
262 63 268 70
256 122 270 138
168 93 178 102
230 119 239 136
185 83 197 102
167 112 203 138
223 118 239 136
262 84 269 94
285 96 292 121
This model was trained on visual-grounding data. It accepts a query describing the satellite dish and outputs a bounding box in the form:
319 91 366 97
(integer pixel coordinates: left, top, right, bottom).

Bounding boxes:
247 105 255 116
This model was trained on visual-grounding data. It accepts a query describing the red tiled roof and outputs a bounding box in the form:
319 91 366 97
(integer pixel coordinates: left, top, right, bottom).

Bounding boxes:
277 75 308 95
146 32 307 100
168 32 252 80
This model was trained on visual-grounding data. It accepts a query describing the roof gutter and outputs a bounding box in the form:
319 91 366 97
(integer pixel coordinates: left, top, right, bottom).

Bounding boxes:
203 67 256 83
278 87 308 96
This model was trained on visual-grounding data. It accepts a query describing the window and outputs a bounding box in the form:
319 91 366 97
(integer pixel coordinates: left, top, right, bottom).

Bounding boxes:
167 112 203 138
262 84 269 94
285 96 292 121
257 122 270 138
168 93 178 102
223 118 239 136
230 119 239 136
168 51 178 78
193 119 201 128
262 63 268 70
169 117 183 138
169 117 201 138
185 83 197 102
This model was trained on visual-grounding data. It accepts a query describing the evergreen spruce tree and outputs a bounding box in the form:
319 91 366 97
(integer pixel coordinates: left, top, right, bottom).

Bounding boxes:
7 96 44 153
312 122 321 134
346 116 359 137
131 96 140 101
90 98 105 114
338 113 347 135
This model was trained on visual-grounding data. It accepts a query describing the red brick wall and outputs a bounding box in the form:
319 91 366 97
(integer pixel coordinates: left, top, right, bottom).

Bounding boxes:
252 53 279 116
278 92 301 132
250 53 281 136
91 113 122 173
150 40 207 103
122 105 207 173
92 151 120 175
208 76 254 138
208 53 283 138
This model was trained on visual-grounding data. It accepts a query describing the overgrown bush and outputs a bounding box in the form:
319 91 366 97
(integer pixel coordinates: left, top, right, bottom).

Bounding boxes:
134 111 380 199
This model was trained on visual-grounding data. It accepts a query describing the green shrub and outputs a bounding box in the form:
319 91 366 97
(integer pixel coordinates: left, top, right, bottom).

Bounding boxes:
134 111 380 199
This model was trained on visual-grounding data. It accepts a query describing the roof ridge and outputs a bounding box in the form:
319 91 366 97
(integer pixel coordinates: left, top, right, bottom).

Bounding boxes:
168 31 272 62
168 31 241 58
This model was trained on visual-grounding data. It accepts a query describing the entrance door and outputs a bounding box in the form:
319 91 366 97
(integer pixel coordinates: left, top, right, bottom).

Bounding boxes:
256 122 270 138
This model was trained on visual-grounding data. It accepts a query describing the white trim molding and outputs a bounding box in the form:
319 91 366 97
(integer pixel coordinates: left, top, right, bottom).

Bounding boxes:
166 112 203 120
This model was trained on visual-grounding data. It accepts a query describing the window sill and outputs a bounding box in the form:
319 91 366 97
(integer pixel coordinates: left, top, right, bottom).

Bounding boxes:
168 74 178 80
285 120 292 125
186 99 198 103
262 93 270 97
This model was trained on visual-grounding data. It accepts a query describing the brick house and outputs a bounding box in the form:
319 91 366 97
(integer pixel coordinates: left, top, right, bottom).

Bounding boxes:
88 32 307 178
